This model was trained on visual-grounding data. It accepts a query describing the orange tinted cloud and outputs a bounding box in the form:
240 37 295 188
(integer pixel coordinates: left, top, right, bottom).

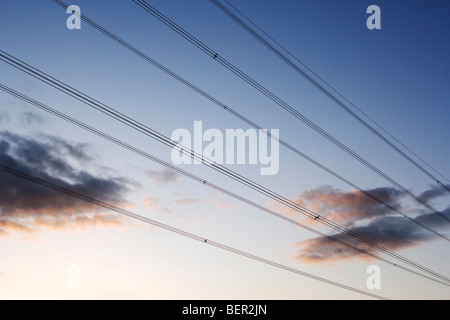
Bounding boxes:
143 197 170 213
294 214 444 264
292 185 450 263
0 131 134 236
298 186 404 225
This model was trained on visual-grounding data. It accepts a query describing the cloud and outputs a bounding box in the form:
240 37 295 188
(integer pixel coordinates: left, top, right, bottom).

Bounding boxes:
0 131 134 236
39 132 95 163
176 198 204 206
293 186 450 264
31 213 124 231
415 207 450 229
294 213 443 263
143 197 170 214
212 198 234 209
146 169 181 184
0 131 95 180
419 184 450 202
299 186 404 226
19 111 45 126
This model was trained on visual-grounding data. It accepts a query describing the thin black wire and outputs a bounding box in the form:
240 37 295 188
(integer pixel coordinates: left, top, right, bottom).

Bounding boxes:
218 0 450 186
2 83 448 287
0 165 389 300
49 0 450 242
210 0 450 190
131 0 450 223
1 52 449 285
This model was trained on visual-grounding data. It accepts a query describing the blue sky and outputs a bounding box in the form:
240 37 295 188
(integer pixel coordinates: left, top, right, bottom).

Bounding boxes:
0 0 449 300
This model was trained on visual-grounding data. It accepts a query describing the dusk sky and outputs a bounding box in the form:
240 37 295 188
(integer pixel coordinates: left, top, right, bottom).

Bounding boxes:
0 0 449 300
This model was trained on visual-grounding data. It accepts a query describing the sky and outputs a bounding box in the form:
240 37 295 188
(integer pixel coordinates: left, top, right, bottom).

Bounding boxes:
0 0 449 300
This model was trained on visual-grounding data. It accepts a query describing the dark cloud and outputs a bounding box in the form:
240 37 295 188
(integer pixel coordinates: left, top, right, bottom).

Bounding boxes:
299 186 404 226
1 131 94 179
415 207 450 230
294 186 450 263
295 214 442 263
146 168 181 184
0 131 134 236
39 133 94 163
419 184 450 202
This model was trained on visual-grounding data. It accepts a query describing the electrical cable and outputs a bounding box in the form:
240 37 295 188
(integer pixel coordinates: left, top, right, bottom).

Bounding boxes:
131 0 450 222
210 0 450 191
48 0 450 241
2 83 448 287
1 52 448 284
0 164 389 300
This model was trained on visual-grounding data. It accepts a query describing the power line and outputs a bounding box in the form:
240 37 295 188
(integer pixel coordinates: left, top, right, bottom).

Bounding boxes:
218 0 450 186
210 0 450 189
131 0 450 223
2 51 449 284
48 0 450 242
0 165 389 300
1 51 449 285
2 83 448 287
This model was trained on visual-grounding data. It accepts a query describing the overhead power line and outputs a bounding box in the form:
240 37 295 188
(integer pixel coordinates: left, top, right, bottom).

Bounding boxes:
2 83 448 287
48 0 450 242
217 0 450 186
131 0 450 223
1 51 449 285
0 165 389 300
210 0 450 191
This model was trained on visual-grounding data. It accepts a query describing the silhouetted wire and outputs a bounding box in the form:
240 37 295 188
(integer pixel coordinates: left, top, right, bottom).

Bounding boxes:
211 0 450 189
2 83 448 287
0 164 390 300
49 0 450 241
